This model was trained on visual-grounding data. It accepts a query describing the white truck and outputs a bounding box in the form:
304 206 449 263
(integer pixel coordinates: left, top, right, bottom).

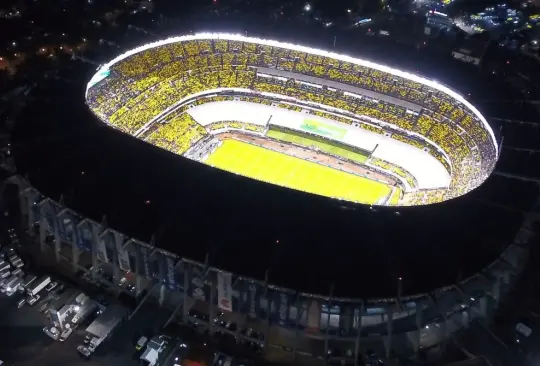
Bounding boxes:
27 276 51 297
19 275 37 293
77 304 128 358
4 276 23 296
0 261 9 272
1 276 17 292
7 278 23 296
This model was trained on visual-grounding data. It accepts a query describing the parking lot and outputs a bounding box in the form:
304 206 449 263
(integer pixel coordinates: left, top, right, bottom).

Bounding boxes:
1 229 315 366
0 290 104 366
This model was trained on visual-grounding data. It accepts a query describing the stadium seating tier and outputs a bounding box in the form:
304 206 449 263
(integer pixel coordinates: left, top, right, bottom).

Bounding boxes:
86 38 498 204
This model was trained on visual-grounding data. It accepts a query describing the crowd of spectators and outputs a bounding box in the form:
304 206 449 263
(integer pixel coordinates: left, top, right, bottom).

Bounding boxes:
85 37 499 203
207 121 266 133
369 157 417 189
144 111 207 155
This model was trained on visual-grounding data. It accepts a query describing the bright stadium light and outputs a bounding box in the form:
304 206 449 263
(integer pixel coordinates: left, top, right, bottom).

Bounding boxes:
304 3 312 11
84 33 498 157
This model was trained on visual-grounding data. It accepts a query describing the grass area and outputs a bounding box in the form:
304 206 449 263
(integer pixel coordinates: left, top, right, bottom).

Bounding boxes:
389 187 402 205
205 139 391 204
266 129 368 164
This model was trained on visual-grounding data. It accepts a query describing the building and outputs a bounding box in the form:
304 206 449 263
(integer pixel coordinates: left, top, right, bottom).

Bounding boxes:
140 335 168 366
9 175 535 363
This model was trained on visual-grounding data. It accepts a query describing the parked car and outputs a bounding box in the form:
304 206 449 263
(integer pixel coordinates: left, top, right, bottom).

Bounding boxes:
27 295 40 306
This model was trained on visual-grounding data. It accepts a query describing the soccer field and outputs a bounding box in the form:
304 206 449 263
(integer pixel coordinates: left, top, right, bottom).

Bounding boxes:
266 129 368 164
204 139 391 204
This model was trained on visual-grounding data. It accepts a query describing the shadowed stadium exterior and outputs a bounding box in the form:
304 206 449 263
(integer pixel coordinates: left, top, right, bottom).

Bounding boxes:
12 174 533 362
85 33 499 206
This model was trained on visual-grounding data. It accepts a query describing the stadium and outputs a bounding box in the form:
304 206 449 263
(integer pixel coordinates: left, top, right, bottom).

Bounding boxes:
8 31 537 364
85 33 499 207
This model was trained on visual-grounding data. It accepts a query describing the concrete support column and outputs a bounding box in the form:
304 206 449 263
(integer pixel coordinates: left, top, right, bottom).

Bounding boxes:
384 306 394 359
39 215 47 252
442 313 448 340
293 294 301 361
89 222 99 282
461 310 469 328
183 261 190 323
19 188 29 227
502 271 511 286
209 277 215 335
133 242 144 295
71 222 80 273
413 302 423 355
354 301 364 366
164 294 184 328
159 284 166 307
130 282 159 320
53 213 61 264
235 313 244 344
324 287 334 364
324 308 332 362
26 191 34 233
264 294 271 350
492 278 501 305
478 297 487 319
112 231 121 281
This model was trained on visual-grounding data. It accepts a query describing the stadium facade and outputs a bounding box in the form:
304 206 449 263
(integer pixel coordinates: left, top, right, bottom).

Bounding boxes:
12 175 534 362
85 33 499 207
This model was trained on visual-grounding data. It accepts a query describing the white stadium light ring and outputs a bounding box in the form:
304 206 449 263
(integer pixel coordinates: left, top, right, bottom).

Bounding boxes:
86 32 498 157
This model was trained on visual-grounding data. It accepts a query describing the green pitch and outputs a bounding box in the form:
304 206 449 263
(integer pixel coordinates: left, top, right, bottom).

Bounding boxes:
266 129 368 164
205 139 391 204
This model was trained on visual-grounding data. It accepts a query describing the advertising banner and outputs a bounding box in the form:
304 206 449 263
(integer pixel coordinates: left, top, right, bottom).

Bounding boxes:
56 210 71 243
307 298 322 333
242 280 261 318
231 278 241 313
217 272 233 312
96 231 109 263
139 245 151 279
44 200 58 234
103 230 118 263
65 212 80 246
115 239 131 272
190 263 208 302
165 256 177 291
272 290 290 326
300 119 347 140
76 220 94 252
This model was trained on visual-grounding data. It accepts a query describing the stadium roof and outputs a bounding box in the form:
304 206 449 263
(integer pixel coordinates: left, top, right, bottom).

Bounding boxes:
86 32 498 157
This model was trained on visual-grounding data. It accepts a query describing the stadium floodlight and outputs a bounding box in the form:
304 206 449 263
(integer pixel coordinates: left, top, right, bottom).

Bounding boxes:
83 32 498 154
304 3 311 12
